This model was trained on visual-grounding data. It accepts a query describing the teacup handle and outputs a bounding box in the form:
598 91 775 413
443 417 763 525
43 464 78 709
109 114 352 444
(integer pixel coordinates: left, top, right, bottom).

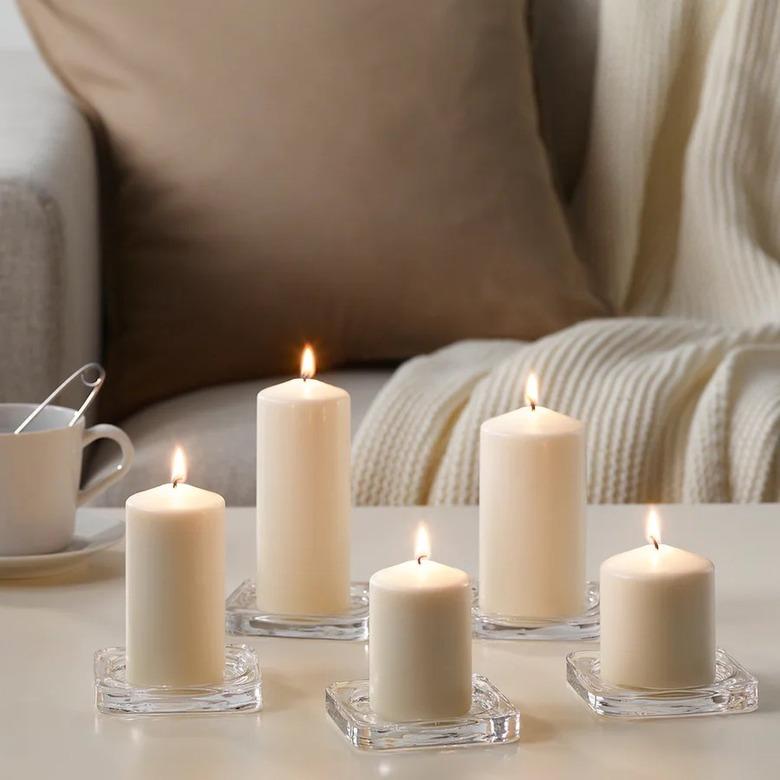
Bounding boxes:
77 424 135 506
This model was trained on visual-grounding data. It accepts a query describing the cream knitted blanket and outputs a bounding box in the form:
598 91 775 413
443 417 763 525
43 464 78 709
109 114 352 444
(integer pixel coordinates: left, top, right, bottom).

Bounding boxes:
353 0 780 505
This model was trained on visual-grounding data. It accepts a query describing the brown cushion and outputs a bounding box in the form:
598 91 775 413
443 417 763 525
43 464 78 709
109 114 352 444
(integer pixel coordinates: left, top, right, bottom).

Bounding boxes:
529 0 600 200
21 0 607 420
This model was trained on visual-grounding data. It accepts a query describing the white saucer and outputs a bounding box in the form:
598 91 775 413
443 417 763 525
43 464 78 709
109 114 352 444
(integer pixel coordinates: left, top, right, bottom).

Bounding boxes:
0 515 124 579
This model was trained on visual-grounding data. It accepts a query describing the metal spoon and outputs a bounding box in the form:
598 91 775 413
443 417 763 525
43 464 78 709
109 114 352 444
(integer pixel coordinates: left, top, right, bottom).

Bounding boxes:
14 362 106 434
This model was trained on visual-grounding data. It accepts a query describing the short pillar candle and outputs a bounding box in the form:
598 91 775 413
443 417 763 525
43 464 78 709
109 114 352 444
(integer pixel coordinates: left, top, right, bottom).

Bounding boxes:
125 448 226 687
479 372 586 619
369 525 472 722
600 508 716 689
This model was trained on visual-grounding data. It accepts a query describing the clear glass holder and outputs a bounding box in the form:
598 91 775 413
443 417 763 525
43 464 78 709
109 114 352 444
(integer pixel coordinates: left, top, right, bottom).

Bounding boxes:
94 644 262 715
472 581 600 640
325 675 521 750
225 579 369 640
567 648 758 719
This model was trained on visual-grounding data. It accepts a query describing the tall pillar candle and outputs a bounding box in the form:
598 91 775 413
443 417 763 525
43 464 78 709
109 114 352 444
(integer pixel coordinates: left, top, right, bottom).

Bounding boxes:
256 345 350 615
479 373 586 618
369 525 472 722
125 448 225 686
600 508 715 689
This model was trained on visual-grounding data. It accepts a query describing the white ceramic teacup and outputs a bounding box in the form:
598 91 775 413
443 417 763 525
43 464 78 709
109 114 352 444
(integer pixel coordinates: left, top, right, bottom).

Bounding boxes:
0 403 134 556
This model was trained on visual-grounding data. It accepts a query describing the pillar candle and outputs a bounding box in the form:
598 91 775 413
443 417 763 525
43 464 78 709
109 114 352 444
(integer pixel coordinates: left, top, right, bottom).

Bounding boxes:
600 508 715 689
479 373 586 618
256 345 350 615
125 448 225 686
369 525 472 722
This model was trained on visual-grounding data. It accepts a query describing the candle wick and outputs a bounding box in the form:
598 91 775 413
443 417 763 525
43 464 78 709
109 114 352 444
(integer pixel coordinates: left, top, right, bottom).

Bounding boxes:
172 478 180 488
651 536 659 550
530 401 536 412
416 554 428 565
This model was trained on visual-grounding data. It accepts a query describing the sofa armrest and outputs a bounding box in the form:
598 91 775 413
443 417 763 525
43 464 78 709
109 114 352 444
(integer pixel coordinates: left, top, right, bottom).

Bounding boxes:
0 50 99 404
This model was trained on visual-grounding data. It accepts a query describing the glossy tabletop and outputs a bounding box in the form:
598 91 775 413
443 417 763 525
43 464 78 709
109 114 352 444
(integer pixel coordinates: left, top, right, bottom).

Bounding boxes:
1 505 778 779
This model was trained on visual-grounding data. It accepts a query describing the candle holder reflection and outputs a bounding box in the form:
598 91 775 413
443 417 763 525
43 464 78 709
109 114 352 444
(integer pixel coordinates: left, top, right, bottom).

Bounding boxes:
472 581 600 641
94 644 262 715
566 648 758 719
324 675 521 751
225 580 370 640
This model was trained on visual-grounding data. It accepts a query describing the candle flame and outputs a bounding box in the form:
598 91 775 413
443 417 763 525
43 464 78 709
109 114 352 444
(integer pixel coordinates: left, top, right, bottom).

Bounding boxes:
645 506 661 549
171 446 187 487
525 371 539 410
300 344 316 380
415 522 431 564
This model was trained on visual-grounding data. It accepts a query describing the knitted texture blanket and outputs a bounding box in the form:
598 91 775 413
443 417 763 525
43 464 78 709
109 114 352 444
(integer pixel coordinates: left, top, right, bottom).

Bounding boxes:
353 0 780 505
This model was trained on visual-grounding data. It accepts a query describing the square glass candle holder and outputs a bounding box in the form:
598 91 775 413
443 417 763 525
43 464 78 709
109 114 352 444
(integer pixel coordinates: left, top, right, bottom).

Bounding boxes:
566 648 759 719
325 675 521 750
225 579 369 640
94 644 262 715
472 581 600 640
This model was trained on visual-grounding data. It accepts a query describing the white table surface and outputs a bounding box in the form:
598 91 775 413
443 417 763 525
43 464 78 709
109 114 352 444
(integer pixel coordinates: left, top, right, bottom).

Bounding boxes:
1 504 778 779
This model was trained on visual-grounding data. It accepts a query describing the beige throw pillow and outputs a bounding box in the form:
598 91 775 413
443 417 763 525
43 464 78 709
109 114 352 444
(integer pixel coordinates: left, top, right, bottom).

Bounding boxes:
21 0 607 420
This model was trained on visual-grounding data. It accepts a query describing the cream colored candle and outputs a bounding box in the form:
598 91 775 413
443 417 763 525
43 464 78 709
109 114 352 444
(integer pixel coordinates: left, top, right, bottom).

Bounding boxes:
125 448 225 686
600 508 715 689
479 373 586 618
369 525 472 722
256 345 350 615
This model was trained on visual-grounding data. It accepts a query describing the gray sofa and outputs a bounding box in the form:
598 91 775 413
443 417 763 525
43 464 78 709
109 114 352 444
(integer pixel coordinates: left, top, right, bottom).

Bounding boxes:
0 0 597 505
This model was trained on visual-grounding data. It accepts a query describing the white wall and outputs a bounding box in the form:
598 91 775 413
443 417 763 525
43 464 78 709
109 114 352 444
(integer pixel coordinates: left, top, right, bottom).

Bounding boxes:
0 1 33 50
